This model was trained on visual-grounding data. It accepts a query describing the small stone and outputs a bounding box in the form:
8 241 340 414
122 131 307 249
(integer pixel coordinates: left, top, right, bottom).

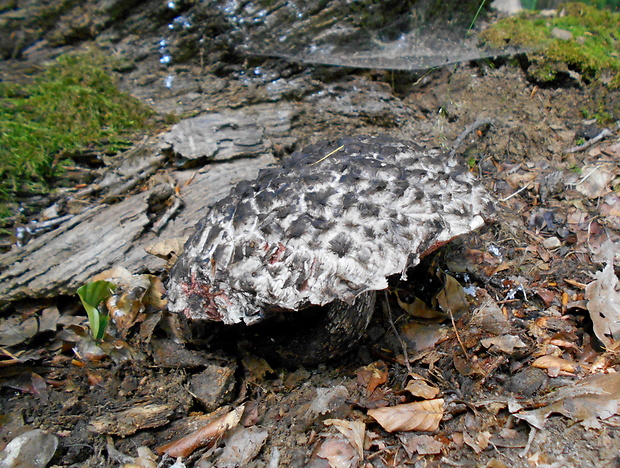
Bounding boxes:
0 429 58 468
507 368 548 397
551 28 573 40
189 363 237 412
543 237 561 249
151 339 213 368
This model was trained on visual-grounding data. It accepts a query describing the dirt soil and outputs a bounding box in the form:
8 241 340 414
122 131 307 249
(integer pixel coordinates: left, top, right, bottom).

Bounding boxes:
1 2 620 468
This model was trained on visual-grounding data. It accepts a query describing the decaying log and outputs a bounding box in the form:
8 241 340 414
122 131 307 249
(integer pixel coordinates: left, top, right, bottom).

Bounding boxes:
0 102 294 308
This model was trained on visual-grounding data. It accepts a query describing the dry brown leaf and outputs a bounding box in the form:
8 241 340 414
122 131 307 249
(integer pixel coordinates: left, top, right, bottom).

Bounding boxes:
516 372 620 429
531 355 578 376
469 291 512 335
453 354 486 377
404 374 439 399
106 292 144 337
93 267 169 337
506 171 536 189
574 164 615 199
481 335 527 354
145 237 187 260
400 323 448 352
436 273 469 315
397 295 445 319
143 275 167 309
156 405 244 457
585 261 620 348
324 419 365 459
356 361 388 395
314 434 360 468
368 398 444 432
0 316 39 347
91 266 136 284
463 431 481 454
398 433 443 455
536 288 556 307
215 426 269 468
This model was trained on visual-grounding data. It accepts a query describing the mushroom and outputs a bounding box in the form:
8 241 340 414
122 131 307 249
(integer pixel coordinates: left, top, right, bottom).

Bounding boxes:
167 135 494 365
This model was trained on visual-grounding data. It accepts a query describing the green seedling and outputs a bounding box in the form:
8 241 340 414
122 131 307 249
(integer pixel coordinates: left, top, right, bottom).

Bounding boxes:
77 280 117 341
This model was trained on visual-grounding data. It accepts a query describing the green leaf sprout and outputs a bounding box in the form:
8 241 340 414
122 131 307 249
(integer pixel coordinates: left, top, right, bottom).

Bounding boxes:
77 281 117 341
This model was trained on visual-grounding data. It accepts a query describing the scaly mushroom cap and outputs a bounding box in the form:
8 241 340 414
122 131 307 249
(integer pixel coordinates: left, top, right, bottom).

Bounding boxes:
168 135 494 325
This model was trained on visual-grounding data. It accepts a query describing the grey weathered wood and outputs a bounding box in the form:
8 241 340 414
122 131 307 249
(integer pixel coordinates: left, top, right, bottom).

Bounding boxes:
0 102 294 308
164 104 293 162
0 154 276 308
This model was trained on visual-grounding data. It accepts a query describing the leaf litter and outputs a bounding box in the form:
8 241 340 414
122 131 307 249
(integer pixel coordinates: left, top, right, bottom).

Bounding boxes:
3 24 620 468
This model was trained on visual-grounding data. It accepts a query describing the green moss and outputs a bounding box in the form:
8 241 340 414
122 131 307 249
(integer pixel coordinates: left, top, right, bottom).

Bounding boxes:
480 2 620 87
0 49 153 215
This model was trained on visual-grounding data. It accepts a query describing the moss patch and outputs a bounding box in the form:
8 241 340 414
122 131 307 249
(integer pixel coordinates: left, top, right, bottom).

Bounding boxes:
0 49 153 217
480 2 620 87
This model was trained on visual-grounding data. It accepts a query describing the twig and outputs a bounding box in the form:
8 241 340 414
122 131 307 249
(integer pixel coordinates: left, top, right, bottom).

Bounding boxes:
0 346 19 361
565 164 603 187
499 182 531 202
309 145 344 166
449 308 470 360
520 426 537 458
449 117 494 158
565 120 620 154
152 196 184 234
384 291 412 373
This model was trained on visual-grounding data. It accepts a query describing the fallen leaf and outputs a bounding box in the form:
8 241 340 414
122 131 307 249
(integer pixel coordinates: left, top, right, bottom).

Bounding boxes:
404 374 440 400
397 295 445 319
156 405 244 457
143 275 167 309
463 430 491 454
324 419 365 459
436 273 469 315
453 354 486 377
506 170 536 189
39 306 60 333
368 398 444 432
215 426 269 468
356 361 388 395
585 260 620 348
0 316 39 347
398 433 443 455
481 335 527 354
4 372 49 403
469 291 512 335
574 164 615 199
145 237 187 260
516 372 620 429
242 355 274 382
314 434 360 468
536 288 556 307
400 323 448 352
531 355 578 376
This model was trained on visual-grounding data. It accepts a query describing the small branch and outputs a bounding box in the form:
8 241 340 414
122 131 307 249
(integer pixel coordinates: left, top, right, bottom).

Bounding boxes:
384 291 412 373
449 309 470 360
565 121 620 154
520 426 537 458
449 118 494 158
152 196 184 234
499 182 531 202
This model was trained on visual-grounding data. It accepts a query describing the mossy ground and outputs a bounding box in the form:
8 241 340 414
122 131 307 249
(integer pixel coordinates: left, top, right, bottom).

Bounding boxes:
480 2 620 89
0 49 154 217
